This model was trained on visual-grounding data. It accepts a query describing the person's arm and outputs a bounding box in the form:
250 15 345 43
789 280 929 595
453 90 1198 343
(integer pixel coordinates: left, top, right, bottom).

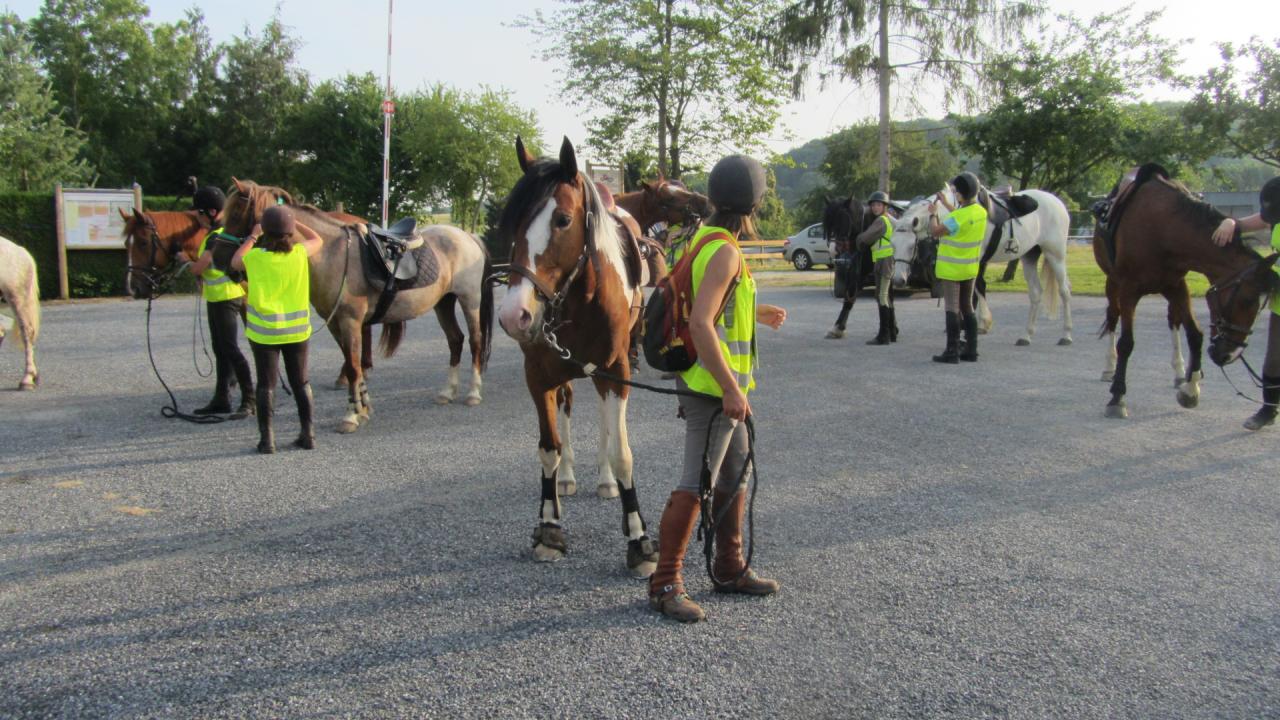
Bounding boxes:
294 221 325 257
188 249 214 275
935 191 956 213
230 237 256 272
757 303 786 329
1213 213 1268 247
854 217 887 249
928 203 955 239
688 243 750 420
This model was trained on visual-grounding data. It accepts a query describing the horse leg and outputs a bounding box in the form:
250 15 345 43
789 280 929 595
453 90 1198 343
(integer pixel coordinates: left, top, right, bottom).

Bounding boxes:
1106 291 1139 418
1044 251 1073 346
1162 290 1187 388
333 318 366 433
595 396 620 499
1170 281 1206 408
975 279 993 334
10 292 38 390
1017 254 1043 346
531 385 567 563
557 384 577 496
433 295 464 404
594 380 657 578
459 290 485 406
1101 277 1119 382
333 323 372 390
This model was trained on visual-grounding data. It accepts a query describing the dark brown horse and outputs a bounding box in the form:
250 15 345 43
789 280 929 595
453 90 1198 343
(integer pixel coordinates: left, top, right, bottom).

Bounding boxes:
1094 164 1278 418
495 136 658 577
222 179 494 432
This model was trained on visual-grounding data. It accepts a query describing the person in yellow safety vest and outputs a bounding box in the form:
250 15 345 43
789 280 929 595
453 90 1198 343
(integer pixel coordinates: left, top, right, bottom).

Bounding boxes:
860 190 897 345
648 154 788 624
181 185 254 419
928 171 988 364
1211 176 1280 430
230 206 324 454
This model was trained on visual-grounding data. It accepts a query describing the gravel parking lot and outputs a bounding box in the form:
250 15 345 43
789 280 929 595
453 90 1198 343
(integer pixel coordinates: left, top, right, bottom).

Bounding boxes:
1 288 1276 718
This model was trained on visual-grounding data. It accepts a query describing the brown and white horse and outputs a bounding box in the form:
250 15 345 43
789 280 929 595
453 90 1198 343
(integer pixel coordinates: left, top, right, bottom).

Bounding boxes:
0 235 40 389
496 136 658 577
222 179 493 432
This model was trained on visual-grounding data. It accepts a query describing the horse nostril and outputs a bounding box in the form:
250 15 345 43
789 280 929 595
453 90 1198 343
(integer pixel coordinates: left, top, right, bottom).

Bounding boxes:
518 309 533 330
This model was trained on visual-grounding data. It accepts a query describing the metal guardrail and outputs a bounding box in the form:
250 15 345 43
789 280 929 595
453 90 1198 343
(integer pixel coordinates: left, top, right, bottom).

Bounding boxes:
739 238 786 261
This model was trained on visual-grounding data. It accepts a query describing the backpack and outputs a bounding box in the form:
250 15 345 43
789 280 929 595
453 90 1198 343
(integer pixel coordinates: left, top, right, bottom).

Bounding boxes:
643 230 737 373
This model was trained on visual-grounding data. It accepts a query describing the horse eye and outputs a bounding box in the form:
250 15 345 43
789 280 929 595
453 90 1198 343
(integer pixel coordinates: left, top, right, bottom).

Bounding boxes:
554 214 572 230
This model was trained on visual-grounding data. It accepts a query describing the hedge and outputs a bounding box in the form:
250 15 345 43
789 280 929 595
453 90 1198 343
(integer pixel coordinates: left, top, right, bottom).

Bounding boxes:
0 193 190 299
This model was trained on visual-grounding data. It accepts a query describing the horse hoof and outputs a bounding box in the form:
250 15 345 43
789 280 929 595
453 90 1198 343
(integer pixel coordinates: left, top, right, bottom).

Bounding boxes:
531 524 567 563
596 483 619 499
337 416 360 434
434 393 453 405
1104 404 1128 419
629 560 657 579
333 379 348 390
1015 338 1031 347
627 537 659 579
464 394 482 407
18 380 35 391
558 479 577 496
1176 390 1199 409
532 545 565 563
1101 371 1115 383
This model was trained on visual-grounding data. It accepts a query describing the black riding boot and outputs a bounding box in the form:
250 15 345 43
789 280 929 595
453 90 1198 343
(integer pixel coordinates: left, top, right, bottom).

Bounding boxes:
888 306 899 343
256 387 276 454
960 313 979 362
293 382 316 449
933 312 960 364
1244 375 1280 431
866 305 891 345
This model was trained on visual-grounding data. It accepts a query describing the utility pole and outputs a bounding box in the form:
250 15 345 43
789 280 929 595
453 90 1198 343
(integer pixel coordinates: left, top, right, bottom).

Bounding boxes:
381 0 394 228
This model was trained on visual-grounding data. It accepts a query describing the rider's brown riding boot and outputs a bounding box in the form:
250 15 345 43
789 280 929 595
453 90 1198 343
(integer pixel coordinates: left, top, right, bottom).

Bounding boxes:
711 487 779 595
648 490 705 623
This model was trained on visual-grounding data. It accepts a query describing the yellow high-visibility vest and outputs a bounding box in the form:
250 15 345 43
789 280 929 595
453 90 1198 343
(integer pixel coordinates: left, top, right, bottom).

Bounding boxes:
243 244 311 345
935 203 987 282
871 217 894 261
679 225 757 397
197 228 245 302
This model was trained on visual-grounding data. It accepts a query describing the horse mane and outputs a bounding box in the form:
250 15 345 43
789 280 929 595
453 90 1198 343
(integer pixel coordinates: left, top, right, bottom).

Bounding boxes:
1151 173 1227 234
225 180 347 234
121 210 202 239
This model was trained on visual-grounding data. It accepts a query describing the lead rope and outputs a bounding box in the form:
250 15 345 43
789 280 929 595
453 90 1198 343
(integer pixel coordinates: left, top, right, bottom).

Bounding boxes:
697 408 758 588
1218 354 1280 405
141 262 229 424
192 292 213 378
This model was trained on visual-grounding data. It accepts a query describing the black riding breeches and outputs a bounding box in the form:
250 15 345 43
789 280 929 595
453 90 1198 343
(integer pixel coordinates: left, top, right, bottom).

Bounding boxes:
208 298 253 400
1264 313 1280 377
250 340 310 403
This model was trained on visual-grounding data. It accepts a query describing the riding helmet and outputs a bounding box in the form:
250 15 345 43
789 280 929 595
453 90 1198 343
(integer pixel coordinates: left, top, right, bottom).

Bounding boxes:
951 172 981 200
193 186 226 212
261 205 296 236
1260 177 1280 225
708 155 767 215
867 190 890 205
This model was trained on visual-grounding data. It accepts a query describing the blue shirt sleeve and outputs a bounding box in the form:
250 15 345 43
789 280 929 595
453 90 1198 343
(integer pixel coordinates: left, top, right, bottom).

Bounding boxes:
942 215 960 235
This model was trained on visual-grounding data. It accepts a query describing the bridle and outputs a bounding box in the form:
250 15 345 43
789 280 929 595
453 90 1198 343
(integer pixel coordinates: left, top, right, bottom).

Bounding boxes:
653 180 705 227
493 179 603 359
126 213 186 297
1205 257 1270 348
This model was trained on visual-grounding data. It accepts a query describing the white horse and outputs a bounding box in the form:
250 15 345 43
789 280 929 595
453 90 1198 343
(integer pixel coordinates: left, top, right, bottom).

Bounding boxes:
892 186 1074 346
0 236 40 389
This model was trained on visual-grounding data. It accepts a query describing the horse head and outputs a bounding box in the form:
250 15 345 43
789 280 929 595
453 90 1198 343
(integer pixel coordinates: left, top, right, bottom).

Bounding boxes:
497 136 628 344
122 208 168 299
223 177 295 237
1206 253 1280 366
822 195 864 247
641 178 712 227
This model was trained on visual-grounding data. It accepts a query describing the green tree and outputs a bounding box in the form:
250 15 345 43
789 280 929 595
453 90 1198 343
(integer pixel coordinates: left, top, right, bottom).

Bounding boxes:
520 0 789 178
767 0 1038 191
202 16 309 188
290 72 392 219
822 121 956 199
958 8 1207 198
0 13 91 190
1185 38 1280 169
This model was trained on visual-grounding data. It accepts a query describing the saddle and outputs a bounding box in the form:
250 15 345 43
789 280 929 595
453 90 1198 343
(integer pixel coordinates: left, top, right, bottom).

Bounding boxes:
359 219 439 324
979 186 1040 264
1092 163 1166 266
610 206 648 288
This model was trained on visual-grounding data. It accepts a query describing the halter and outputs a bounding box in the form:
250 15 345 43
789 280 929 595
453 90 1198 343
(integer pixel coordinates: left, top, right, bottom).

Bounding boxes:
500 179 602 359
1204 257 1269 346
126 214 186 297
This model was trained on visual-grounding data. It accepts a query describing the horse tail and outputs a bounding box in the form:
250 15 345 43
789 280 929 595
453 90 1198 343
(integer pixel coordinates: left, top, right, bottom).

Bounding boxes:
478 249 494 371
379 321 405 359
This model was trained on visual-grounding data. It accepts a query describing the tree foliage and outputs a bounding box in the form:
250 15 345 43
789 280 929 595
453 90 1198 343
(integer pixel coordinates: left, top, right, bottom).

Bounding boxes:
520 0 789 178
0 13 91 191
1185 38 1280 169
957 8 1212 199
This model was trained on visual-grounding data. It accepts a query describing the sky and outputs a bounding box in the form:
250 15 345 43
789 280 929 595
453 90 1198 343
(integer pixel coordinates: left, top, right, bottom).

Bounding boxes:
5 0 1273 163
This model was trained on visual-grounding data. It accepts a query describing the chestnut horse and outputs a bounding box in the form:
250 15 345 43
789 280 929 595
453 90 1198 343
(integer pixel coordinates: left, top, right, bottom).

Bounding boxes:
1094 164 1278 418
222 179 493 432
496 136 659 577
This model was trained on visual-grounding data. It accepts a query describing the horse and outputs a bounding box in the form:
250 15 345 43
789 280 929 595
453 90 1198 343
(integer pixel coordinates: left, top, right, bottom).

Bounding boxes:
1092 164 1278 418
615 178 712 272
121 209 206 299
0 236 40 390
495 136 659 577
893 185 1074 345
221 179 494 432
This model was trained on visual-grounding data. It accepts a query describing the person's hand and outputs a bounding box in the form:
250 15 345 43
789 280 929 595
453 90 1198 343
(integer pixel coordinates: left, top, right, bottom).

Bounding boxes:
1212 218 1236 247
928 201 938 214
758 304 786 329
176 251 190 263
722 385 751 421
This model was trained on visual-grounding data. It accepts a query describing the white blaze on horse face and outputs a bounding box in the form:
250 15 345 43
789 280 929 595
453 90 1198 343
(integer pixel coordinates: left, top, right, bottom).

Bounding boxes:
498 198 557 337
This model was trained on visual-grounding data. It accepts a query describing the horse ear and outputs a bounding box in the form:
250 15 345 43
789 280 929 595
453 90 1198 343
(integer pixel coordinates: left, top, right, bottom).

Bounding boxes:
558 136 578 181
118 208 131 222
132 207 145 220
515 136 535 173
232 177 246 194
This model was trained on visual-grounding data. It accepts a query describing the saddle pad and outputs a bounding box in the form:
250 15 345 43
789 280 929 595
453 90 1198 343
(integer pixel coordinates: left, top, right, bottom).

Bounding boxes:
398 241 440 291
361 232 440 291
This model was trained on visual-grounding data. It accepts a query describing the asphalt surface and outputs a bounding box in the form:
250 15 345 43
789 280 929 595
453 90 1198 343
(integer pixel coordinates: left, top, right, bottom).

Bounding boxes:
1 288 1277 719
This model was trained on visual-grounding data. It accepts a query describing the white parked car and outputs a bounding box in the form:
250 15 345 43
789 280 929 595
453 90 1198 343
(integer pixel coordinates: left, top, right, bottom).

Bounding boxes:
782 223 832 271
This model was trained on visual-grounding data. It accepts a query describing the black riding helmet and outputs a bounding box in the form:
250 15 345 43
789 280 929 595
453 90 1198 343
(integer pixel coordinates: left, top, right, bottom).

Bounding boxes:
1260 177 1280 225
708 155 767 215
867 190 890 204
951 172 980 201
261 205 296 236
192 186 226 214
